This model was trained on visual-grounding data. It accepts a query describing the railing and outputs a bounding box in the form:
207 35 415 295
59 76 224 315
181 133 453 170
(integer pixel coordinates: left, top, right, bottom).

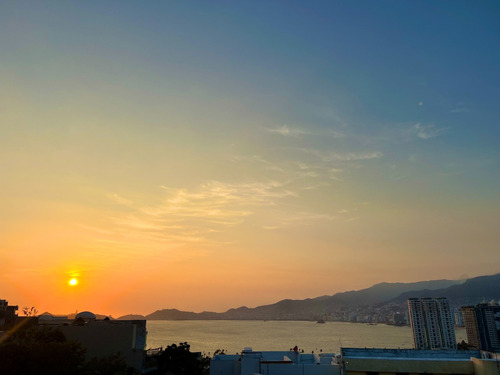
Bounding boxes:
146 347 163 356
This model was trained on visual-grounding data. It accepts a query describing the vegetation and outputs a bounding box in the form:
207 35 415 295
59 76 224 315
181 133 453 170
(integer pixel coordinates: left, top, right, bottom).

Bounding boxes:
457 340 471 350
22 306 38 317
0 325 138 375
148 342 211 375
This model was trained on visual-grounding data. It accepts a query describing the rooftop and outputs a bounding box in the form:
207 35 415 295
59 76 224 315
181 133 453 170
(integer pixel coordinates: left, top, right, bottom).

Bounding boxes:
341 348 481 360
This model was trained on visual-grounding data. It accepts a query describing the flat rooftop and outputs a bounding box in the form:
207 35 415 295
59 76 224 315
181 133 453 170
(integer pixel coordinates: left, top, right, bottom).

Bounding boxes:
341 348 481 360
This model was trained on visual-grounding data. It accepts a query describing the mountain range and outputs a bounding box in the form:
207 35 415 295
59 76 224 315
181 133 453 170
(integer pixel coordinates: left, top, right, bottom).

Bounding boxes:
118 273 500 321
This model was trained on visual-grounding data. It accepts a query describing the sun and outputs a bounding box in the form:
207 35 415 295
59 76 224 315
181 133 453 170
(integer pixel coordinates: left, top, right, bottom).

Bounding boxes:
68 278 78 286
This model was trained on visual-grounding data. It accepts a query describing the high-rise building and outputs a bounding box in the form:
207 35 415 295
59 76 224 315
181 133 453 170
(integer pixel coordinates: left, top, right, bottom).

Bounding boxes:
454 309 464 327
408 297 457 350
461 303 500 351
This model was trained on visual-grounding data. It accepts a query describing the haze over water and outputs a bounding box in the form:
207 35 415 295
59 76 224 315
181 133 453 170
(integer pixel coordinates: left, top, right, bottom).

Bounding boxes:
146 321 467 355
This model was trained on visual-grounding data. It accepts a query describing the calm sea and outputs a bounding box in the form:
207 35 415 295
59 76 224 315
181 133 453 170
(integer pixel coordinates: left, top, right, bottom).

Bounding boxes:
146 320 467 355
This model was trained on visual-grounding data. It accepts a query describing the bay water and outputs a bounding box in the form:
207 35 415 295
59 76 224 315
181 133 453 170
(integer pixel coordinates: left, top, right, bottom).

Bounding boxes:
146 320 467 355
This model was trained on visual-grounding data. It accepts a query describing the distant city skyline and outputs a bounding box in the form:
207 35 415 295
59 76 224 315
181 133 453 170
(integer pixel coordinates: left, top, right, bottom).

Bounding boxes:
1 1 499 317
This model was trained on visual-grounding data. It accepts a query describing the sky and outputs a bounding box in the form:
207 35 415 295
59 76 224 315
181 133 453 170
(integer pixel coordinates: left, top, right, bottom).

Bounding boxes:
1 1 499 317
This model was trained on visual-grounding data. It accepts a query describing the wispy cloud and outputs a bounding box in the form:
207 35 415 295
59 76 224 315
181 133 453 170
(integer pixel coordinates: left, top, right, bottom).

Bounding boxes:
160 181 296 212
99 181 299 250
230 155 285 173
282 211 337 222
262 211 337 230
231 155 331 187
450 108 470 113
260 207 360 230
107 193 133 206
450 102 471 113
414 123 449 139
300 148 383 162
311 106 349 129
328 168 344 181
230 153 350 192
267 125 308 137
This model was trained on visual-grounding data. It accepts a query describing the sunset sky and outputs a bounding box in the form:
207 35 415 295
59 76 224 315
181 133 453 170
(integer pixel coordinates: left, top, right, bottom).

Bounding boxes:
1 1 499 317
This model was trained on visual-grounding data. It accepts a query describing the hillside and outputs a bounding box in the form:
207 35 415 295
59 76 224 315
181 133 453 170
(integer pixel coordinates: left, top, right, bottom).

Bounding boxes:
119 273 500 321
390 273 500 305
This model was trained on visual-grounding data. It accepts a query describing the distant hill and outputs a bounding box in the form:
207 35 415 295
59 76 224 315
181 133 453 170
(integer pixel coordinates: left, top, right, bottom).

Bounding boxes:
216 278 462 320
117 314 147 320
118 274 500 321
67 312 113 320
390 273 500 306
41 312 114 320
146 309 220 320
324 279 460 307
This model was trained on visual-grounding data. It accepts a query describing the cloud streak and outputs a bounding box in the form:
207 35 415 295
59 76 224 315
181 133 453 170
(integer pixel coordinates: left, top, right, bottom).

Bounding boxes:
99 180 301 250
414 123 449 139
267 125 308 137
300 148 383 162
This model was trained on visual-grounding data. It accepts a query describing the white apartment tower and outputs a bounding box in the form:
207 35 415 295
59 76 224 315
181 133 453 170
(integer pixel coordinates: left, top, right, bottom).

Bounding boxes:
408 297 457 350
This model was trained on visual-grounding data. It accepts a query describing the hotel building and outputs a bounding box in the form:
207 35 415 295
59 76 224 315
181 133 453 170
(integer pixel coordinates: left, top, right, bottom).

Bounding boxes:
408 297 456 349
461 303 500 351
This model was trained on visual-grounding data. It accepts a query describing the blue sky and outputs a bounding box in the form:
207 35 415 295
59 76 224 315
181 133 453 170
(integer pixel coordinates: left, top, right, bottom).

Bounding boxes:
1 1 499 315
